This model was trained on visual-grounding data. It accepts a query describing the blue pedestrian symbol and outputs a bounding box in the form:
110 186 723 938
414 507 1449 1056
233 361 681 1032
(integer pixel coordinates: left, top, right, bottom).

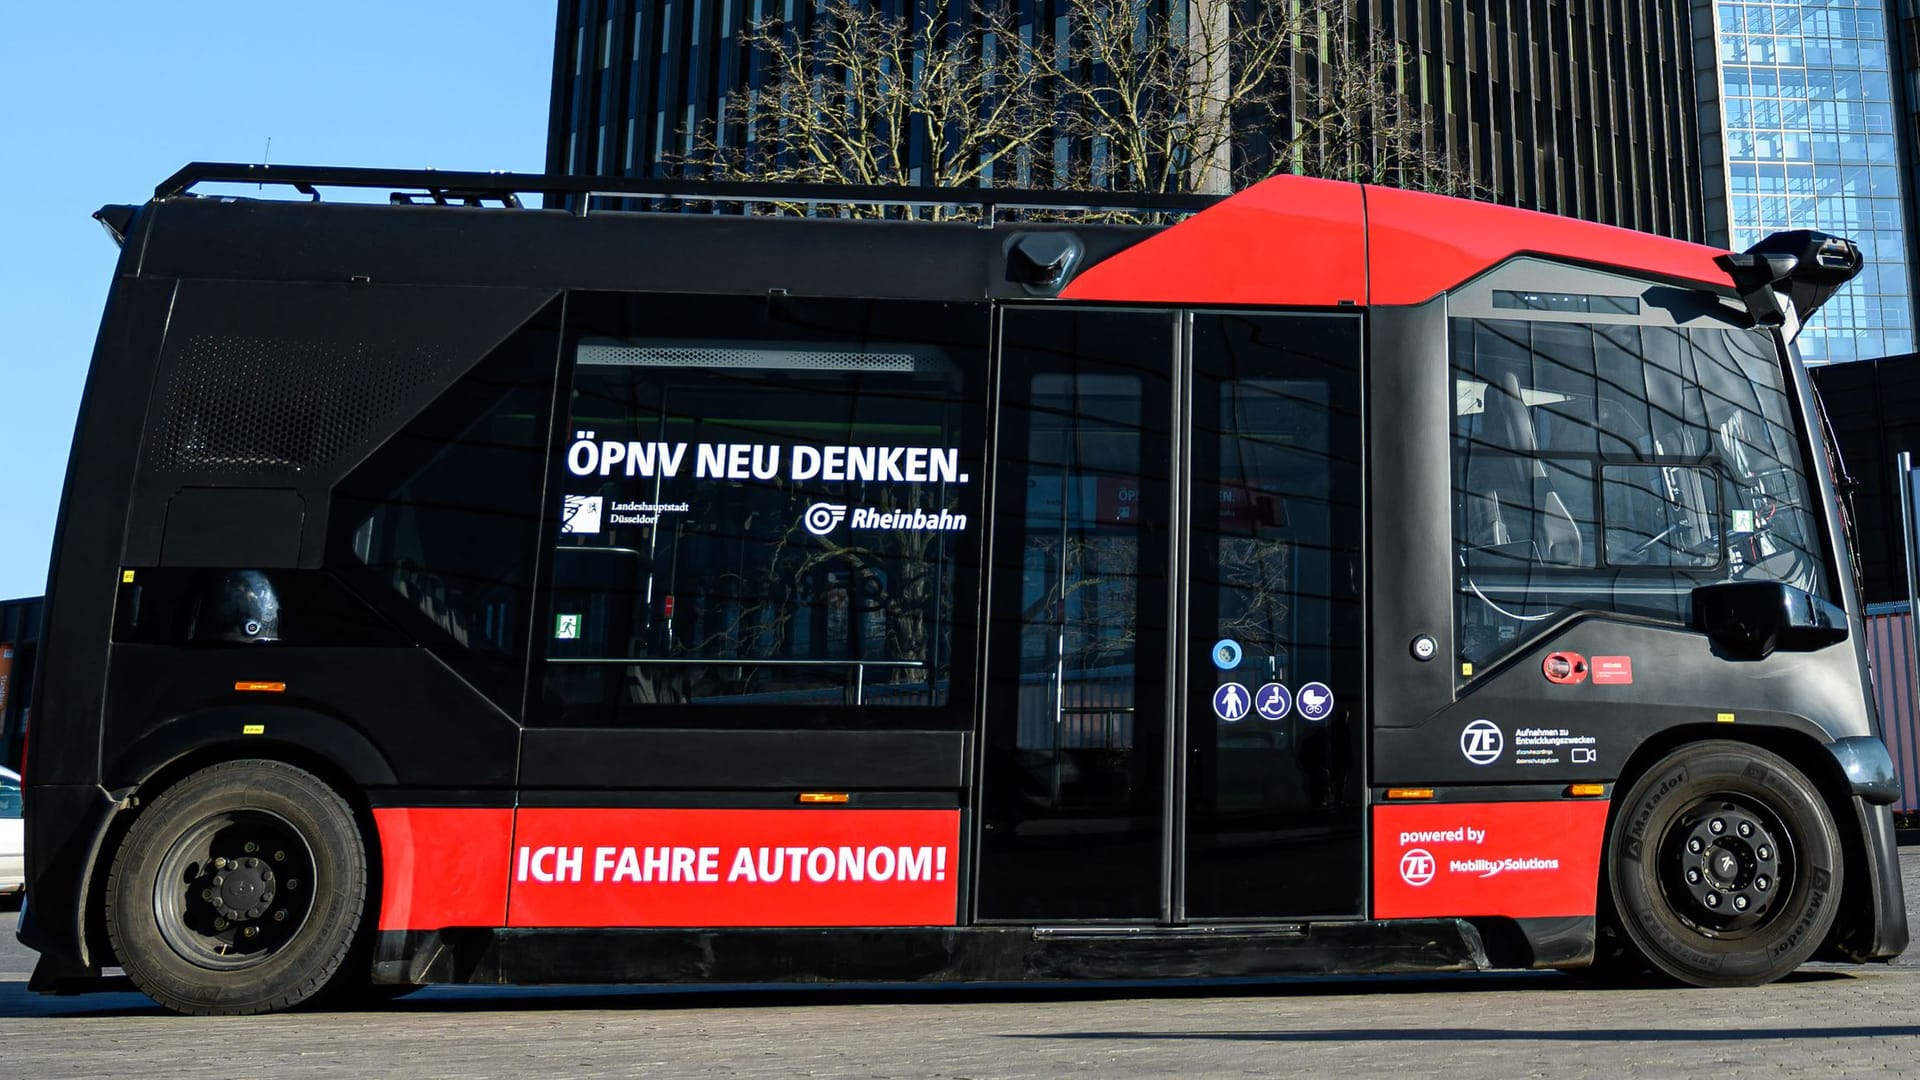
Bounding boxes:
1297 682 1335 722
1211 639 1242 670
1254 682 1292 721
1212 682 1251 722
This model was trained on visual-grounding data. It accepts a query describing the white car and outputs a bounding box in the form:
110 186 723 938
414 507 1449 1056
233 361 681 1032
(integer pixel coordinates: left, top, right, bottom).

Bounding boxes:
0 766 21 897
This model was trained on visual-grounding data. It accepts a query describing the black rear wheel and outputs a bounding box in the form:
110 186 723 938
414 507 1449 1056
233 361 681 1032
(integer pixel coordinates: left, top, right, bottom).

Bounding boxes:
1607 740 1842 987
105 760 368 1015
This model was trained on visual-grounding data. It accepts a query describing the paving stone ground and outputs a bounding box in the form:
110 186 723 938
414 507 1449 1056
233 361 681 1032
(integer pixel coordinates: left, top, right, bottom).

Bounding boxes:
4 850 1920 1077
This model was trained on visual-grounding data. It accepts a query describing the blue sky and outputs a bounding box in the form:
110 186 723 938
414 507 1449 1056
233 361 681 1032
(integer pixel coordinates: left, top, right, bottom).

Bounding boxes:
0 3 554 600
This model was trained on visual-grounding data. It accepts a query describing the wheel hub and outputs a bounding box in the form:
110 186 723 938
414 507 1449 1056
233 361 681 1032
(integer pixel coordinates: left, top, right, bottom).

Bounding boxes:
1675 805 1781 924
155 811 316 972
207 856 277 922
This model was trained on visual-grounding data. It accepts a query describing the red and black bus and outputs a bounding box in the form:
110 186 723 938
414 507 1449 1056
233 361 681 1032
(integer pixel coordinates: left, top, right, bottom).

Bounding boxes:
17 164 1906 1014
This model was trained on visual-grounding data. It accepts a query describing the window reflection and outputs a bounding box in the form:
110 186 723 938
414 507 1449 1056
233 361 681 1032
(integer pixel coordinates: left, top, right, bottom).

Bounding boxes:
542 296 986 720
1452 315 1829 671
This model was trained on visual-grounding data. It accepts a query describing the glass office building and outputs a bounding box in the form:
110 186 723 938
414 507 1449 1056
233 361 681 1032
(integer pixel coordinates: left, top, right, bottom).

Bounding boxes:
1702 0 1915 363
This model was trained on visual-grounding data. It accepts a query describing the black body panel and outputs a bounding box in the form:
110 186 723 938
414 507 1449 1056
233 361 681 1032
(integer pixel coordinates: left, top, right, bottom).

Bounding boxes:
120 280 556 572
371 921 1490 986
19 268 176 964
133 198 1157 302
101 646 518 790
14 785 121 967
1365 299 1458 727
519 729 969 790
1373 618 1863 786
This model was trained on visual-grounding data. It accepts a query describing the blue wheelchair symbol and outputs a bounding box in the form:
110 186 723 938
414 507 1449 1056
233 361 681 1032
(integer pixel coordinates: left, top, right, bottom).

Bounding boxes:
1254 683 1292 721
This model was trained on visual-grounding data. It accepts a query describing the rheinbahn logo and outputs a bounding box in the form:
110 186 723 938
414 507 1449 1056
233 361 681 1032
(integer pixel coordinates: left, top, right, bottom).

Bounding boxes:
803 502 850 536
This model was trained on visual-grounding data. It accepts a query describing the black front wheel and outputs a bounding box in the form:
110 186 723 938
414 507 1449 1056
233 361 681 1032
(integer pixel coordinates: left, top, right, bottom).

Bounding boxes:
1607 740 1842 987
105 760 368 1016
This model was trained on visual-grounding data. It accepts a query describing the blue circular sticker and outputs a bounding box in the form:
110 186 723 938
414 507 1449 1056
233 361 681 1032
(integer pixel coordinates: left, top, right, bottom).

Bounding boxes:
1211 639 1243 669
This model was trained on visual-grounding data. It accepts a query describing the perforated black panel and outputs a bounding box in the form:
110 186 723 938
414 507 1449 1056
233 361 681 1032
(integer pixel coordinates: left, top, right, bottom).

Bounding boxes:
148 334 447 473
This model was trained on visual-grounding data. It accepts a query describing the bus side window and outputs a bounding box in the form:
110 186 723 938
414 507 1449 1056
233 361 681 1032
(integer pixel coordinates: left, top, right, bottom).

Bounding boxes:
1450 313 1829 676
326 304 561 709
540 295 988 724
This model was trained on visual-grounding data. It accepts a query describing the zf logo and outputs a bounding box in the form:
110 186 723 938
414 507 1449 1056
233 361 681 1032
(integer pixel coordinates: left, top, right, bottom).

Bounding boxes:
1460 719 1504 765
803 502 850 536
1399 848 1437 887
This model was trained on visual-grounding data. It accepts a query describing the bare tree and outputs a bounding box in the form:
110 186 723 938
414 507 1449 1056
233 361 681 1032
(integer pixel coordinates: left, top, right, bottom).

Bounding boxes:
1060 0 1476 196
680 0 1476 203
1052 0 1300 195
684 0 1050 217
1280 18 1480 194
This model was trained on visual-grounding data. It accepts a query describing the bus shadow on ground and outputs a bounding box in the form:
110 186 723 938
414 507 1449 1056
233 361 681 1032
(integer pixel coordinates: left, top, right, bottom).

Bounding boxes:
368 965 1860 1013
1000 1022 1920 1044
0 967 1864 1020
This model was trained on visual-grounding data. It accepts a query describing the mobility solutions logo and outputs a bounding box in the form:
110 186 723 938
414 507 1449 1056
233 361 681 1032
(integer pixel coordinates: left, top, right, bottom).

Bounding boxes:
1448 856 1562 879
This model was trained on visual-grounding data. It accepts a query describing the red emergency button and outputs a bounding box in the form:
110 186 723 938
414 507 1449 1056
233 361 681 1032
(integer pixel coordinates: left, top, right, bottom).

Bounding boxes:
1543 651 1588 685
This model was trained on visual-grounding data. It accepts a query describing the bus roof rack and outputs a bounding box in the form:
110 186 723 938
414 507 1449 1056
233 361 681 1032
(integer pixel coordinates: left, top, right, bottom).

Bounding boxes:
153 162 1225 222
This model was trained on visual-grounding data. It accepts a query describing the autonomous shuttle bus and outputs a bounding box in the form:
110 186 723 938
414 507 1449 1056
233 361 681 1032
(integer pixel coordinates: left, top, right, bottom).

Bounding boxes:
16 163 1906 1014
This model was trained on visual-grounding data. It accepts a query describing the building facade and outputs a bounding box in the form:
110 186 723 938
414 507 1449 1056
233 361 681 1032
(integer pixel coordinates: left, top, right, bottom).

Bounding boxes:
0 596 42 773
1697 0 1916 363
547 0 1708 242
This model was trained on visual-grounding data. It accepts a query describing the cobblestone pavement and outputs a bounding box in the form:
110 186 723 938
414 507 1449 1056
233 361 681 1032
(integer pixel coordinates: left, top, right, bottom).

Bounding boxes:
3 851 1919 1078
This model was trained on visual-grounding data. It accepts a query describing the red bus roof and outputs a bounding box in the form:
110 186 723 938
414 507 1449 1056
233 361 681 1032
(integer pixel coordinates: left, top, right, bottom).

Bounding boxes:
1058 174 1735 307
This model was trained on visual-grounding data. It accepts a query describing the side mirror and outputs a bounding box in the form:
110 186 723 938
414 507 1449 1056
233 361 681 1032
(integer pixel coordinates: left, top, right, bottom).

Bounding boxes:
1691 581 1848 659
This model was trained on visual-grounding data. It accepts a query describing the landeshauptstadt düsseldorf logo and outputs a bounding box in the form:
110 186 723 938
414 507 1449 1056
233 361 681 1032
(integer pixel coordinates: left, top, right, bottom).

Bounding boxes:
1460 719 1504 765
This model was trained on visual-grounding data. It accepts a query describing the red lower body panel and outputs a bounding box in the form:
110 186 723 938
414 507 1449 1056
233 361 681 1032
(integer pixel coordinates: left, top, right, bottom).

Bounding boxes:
1372 801 1608 920
506 808 961 928
375 807 960 932
372 807 514 931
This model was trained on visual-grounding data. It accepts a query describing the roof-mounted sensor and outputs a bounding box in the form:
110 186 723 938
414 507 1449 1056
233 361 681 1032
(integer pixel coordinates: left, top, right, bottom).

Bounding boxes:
1718 229 1863 335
